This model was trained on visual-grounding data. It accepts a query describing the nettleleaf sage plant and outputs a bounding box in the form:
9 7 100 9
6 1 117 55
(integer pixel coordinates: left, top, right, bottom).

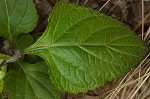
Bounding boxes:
0 0 148 99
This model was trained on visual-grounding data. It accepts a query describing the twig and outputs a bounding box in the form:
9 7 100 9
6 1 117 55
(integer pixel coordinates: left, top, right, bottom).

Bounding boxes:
6 51 22 63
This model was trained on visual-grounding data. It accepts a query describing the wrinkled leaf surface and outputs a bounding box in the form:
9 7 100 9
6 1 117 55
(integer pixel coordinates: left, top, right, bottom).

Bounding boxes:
25 1 148 93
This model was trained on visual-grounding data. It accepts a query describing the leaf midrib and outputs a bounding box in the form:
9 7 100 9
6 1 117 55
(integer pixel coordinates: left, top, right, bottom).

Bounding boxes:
26 73 56 98
4 0 12 43
17 61 38 99
26 43 143 53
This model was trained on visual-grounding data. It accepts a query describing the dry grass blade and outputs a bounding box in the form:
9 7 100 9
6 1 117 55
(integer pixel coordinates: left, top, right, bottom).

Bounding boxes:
99 0 111 11
107 0 121 15
76 0 79 4
83 0 88 6
144 26 150 41
104 73 130 99
126 63 150 99
103 53 150 99
130 68 150 99
142 0 144 40
133 12 150 31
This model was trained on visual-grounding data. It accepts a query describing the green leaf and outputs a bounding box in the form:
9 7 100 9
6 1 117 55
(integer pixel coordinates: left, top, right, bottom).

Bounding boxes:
14 34 34 50
0 54 10 94
25 1 149 93
5 62 60 99
0 80 4 94
0 53 10 64
0 0 38 40
0 66 6 80
0 66 6 94
148 40 150 44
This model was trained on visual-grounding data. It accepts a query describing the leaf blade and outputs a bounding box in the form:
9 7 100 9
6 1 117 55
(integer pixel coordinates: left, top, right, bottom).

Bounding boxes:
5 62 60 99
25 1 148 93
14 34 34 50
0 0 38 39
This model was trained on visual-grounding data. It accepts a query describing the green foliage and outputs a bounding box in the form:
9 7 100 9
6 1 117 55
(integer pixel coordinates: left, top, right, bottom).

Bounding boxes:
0 0 38 40
5 62 60 99
0 66 6 93
0 54 10 93
148 40 150 44
0 80 4 94
0 54 10 64
0 0 148 98
14 34 34 50
25 1 148 93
